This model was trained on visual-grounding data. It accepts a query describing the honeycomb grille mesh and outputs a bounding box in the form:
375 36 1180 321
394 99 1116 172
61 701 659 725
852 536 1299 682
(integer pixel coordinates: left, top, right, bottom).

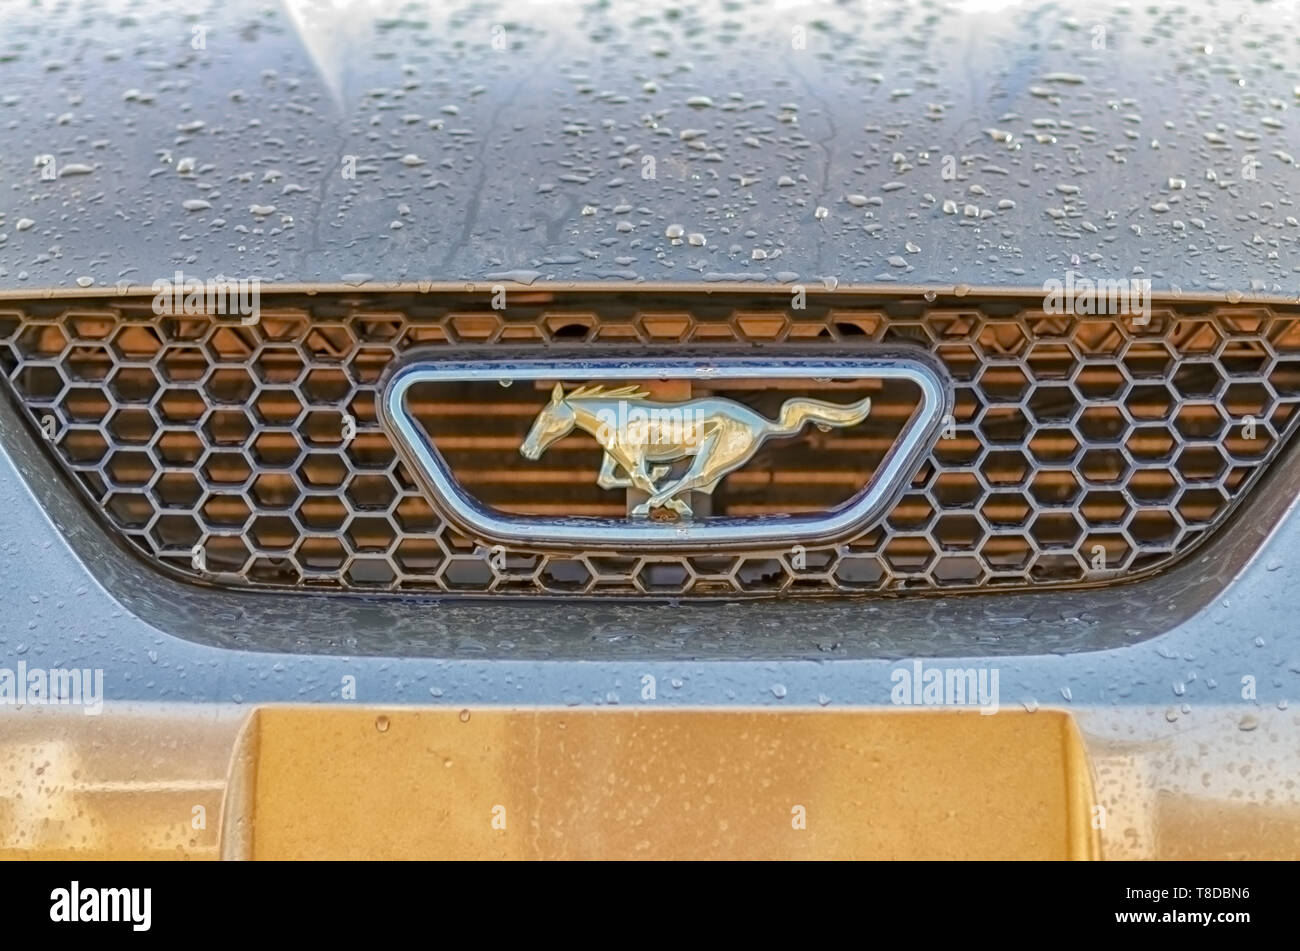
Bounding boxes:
1 291 1298 597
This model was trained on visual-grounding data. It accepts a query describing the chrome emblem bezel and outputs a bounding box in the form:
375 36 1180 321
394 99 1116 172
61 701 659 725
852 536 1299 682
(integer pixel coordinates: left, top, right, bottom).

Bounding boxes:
378 353 951 550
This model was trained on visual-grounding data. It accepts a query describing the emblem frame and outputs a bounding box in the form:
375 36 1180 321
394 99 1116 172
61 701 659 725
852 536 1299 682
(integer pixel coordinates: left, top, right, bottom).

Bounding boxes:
378 353 952 550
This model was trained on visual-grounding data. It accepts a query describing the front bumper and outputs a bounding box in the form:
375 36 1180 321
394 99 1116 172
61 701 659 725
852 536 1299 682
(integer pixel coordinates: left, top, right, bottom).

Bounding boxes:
1 388 1298 859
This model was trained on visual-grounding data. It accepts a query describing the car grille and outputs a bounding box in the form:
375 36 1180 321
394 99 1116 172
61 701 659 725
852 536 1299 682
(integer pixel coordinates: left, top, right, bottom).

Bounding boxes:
2 290 1297 597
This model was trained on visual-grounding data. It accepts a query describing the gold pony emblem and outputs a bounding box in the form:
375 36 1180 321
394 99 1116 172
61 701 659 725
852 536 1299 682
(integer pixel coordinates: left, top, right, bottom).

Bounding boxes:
520 383 872 518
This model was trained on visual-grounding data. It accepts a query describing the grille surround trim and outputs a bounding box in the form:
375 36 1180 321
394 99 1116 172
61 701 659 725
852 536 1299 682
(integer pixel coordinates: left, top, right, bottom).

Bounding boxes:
2 288 1299 599
378 351 951 549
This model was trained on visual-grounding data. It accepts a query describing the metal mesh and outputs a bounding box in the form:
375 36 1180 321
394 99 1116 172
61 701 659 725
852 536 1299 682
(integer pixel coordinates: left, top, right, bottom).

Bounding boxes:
2 291 1298 597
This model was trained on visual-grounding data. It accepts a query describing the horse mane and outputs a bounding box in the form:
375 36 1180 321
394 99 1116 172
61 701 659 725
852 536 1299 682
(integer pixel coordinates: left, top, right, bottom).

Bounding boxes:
562 383 651 401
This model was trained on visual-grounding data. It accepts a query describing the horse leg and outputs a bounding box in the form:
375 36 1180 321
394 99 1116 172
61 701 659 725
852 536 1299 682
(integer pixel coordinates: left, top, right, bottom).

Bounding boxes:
631 452 682 516
631 493 691 518
621 453 673 519
596 454 631 489
599 454 672 490
636 433 723 516
598 441 669 489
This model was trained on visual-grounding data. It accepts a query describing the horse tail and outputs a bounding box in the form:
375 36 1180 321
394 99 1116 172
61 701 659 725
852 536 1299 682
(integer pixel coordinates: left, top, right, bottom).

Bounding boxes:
768 396 872 436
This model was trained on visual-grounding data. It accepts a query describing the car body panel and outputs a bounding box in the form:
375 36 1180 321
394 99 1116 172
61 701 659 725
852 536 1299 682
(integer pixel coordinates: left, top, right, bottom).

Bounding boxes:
0 0 1296 298
1 381 1300 858
1 0 1299 860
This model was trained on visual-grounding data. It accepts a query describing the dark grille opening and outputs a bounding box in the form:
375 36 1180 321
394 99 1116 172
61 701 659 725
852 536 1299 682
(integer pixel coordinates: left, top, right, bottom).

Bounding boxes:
405 377 917 518
2 290 1299 598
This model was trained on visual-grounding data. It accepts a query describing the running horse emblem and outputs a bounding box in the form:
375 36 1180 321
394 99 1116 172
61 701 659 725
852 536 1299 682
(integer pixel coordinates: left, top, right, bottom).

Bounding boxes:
519 383 872 518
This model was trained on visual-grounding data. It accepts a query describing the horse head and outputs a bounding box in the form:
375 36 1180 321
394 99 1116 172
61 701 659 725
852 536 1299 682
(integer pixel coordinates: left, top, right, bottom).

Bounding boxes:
520 383 576 460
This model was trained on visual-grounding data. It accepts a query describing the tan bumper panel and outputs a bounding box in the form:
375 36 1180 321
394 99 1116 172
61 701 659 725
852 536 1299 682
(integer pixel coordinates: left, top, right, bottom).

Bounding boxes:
223 707 1098 860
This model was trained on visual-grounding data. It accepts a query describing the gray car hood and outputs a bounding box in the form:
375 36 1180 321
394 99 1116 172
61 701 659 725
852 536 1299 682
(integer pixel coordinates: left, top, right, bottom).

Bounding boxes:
0 0 1297 298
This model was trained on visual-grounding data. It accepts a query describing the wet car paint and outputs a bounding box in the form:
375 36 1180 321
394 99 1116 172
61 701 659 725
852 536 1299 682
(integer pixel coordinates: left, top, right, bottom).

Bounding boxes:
0 0 1296 297
0 0 1298 859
